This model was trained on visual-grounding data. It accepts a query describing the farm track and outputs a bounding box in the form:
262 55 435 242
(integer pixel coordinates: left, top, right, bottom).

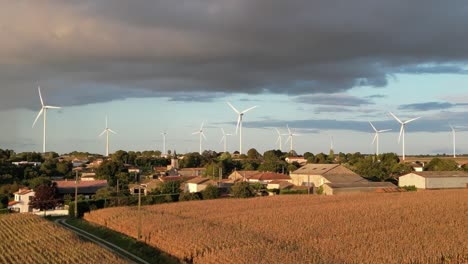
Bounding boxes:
56 218 149 264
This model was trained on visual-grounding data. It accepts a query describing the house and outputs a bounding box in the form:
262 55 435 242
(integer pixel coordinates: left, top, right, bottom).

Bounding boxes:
129 180 161 196
72 159 88 167
267 180 294 190
80 172 96 181
398 171 468 189
127 166 141 174
178 168 206 177
159 175 198 183
12 161 42 167
247 172 291 184
290 164 365 187
8 188 35 213
285 156 307 165
228 170 259 181
185 177 217 193
54 180 108 199
411 163 424 172
322 182 399 195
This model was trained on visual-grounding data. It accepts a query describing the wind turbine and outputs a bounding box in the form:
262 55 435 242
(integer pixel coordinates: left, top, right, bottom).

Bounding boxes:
389 112 421 161
369 121 391 156
329 134 334 152
284 125 300 152
449 124 457 158
275 128 283 151
192 122 206 154
99 116 117 157
227 102 257 154
220 128 233 153
32 87 61 153
161 131 168 155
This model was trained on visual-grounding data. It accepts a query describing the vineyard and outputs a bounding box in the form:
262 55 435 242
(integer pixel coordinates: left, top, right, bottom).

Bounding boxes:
85 190 468 263
0 214 126 264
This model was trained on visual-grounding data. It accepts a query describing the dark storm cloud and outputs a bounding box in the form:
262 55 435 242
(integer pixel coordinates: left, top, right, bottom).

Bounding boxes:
1 0 468 109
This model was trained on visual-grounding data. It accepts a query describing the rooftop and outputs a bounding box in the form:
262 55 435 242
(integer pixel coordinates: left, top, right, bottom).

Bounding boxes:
410 171 468 178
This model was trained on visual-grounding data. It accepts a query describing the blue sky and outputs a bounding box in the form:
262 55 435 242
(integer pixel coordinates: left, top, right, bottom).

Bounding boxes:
1 1 468 156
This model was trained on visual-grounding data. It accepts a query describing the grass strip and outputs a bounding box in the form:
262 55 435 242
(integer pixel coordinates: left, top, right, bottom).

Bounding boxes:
66 218 179 264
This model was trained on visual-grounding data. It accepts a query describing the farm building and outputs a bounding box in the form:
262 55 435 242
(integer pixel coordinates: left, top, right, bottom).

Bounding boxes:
54 180 108 199
322 182 399 195
290 164 365 187
185 177 217 193
228 170 259 181
398 171 468 189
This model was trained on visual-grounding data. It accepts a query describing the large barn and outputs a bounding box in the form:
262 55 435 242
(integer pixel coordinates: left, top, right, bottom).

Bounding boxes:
398 171 468 189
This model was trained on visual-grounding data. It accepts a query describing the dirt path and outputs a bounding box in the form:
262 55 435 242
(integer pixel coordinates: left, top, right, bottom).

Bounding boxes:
55 218 150 264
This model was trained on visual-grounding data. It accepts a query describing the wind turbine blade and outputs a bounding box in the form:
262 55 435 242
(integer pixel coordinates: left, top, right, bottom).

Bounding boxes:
108 129 117 135
389 112 403 124
221 127 226 136
372 133 378 144
99 130 107 137
38 87 44 107
220 135 225 144
287 125 291 134
369 121 377 132
202 132 207 140
45 106 61 109
285 136 291 144
192 131 199 135
105 116 108 128
200 122 204 130
398 125 404 143
275 128 281 136
404 117 421 124
227 102 240 114
241 105 258 114
235 116 241 134
379 129 392 133
275 136 280 144
32 109 44 127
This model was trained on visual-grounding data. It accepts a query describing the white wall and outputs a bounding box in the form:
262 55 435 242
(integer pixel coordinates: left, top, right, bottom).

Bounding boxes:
399 173 426 189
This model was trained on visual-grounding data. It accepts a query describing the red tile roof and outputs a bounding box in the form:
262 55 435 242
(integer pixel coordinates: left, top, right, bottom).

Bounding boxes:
14 188 34 195
8 201 20 206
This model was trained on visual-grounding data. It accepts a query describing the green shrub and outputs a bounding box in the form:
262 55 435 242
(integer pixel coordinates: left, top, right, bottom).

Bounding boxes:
201 184 219 200
179 192 202 201
230 182 254 198
280 189 308 195
402 185 417 192
316 186 324 195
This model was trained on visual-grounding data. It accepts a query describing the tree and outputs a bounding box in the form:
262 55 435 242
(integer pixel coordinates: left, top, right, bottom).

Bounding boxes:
0 194 8 209
230 182 254 198
56 161 72 176
159 180 182 194
201 184 219 200
28 176 52 189
179 152 203 168
30 183 59 214
247 148 261 160
424 158 459 171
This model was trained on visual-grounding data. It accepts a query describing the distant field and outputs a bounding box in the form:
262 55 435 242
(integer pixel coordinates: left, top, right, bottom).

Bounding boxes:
403 155 468 165
85 190 468 264
0 214 126 264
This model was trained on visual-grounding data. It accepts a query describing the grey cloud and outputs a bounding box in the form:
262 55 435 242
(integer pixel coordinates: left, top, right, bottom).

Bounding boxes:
399 102 468 111
397 65 468 74
1 1 468 109
366 94 387 99
314 106 352 114
295 94 374 106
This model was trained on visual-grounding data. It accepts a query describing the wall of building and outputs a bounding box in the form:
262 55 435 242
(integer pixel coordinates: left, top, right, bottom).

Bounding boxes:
399 173 426 189
426 177 468 189
290 174 323 187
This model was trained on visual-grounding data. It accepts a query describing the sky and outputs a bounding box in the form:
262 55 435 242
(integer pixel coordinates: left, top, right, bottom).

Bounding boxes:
1 0 468 156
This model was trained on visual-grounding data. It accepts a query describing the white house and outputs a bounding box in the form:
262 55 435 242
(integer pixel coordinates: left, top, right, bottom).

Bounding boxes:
185 177 217 193
398 171 468 189
8 188 35 213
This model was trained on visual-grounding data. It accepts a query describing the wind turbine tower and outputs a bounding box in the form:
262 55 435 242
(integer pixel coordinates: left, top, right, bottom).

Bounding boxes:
284 125 300 152
220 128 232 153
99 116 117 157
161 131 168 155
450 125 457 158
369 121 391 156
32 87 61 153
192 122 206 154
275 128 283 151
389 112 421 161
227 102 257 154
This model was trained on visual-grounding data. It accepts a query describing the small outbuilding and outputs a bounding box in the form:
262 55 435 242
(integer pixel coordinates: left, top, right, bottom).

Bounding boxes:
398 171 468 189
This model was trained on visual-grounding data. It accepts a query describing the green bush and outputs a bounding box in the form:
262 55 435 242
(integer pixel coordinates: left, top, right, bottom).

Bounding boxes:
201 184 219 200
230 182 254 198
179 192 202 201
267 188 280 195
316 186 324 195
280 189 308 195
402 185 417 192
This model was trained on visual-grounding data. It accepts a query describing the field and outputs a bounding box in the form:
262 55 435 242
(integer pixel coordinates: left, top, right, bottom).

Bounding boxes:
84 190 468 263
0 214 126 264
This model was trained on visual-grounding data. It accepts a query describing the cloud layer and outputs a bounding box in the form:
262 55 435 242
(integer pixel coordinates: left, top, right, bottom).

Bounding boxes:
1 0 468 109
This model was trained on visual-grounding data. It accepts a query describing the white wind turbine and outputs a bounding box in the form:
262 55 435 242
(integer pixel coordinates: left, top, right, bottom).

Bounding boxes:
284 125 300 152
369 121 391 156
32 87 61 153
192 122 207 154
99 116 117 157
220 128 233 153
449 124 457 158
227 102 258 154
329 134 334 152
161 130 168 155
389 112 421 161
275 128 283 151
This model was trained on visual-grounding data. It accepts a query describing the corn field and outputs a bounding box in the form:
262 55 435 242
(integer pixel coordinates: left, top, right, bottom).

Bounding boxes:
0 214 126 264
85 190 468 263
